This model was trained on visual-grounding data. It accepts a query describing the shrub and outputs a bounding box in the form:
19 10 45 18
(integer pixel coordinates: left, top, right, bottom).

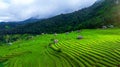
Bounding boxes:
57 48 62 52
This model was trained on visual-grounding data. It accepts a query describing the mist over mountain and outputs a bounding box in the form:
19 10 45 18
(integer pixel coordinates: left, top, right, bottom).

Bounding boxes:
0 0 119 35
0 1 120 67
0 0 97 22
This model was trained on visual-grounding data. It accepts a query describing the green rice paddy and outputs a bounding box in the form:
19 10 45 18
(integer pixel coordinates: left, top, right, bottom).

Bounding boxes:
0 29 120 67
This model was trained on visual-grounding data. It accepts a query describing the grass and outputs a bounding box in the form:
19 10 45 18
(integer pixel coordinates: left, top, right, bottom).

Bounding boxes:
0 28 120 67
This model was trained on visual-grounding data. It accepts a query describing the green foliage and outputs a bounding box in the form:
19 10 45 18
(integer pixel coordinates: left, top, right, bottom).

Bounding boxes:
1 0 119 34
0 34 35 45
0 29 120 67
0 63 3 67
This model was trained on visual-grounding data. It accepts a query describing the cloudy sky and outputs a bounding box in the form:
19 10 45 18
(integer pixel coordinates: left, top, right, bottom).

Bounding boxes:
0 0 97 22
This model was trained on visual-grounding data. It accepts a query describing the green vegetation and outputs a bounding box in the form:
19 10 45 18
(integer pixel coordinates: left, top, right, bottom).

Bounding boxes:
0 29 120 67
1 0 119 34
0 0 120 67
0 1 120 67
0 34 35 46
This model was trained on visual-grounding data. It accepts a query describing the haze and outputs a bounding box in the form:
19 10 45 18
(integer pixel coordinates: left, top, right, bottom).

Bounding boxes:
0 0 97 22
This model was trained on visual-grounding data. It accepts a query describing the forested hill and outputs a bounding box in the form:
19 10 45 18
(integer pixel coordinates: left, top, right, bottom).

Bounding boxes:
0 18 39 30
2 0 120 34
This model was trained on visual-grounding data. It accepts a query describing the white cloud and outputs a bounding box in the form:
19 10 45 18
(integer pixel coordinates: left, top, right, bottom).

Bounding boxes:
0 1 9 10
0 0 97 22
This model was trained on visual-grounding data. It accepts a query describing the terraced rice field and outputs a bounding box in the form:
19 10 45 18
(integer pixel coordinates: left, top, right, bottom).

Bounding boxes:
0 29 120 67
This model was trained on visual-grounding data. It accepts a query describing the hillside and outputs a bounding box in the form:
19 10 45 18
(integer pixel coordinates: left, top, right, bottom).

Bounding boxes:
3 0 120 34
0 28 120 67
0 0 120 67
0 18 39 31
0 22 23 30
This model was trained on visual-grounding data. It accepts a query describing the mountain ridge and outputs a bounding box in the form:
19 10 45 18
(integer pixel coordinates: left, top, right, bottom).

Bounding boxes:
1 0 120 34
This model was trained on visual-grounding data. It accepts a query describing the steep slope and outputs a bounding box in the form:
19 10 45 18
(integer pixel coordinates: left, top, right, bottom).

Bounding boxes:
4 0 120 34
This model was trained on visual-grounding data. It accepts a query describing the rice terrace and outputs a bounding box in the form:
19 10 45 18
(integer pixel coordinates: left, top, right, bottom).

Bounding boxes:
0 0 120 67
0 28 120 67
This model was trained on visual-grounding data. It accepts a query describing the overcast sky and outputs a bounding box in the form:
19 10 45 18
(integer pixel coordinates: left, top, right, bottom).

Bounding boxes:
0 0 97 22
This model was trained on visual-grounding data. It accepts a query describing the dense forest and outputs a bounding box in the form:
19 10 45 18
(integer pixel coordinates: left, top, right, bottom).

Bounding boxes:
0 0 120 35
